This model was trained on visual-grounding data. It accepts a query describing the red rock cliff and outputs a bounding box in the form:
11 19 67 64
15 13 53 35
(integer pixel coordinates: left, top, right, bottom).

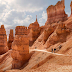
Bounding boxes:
45 22 70 48
45 0 68 25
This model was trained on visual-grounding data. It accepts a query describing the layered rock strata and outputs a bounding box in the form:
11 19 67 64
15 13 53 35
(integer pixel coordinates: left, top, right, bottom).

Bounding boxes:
11 35 29 69
29 15 41 46
11 26 29 69
0 25 8 55
43 26 54 44
28 15 39 29
15 26 29 35
45 22 70 48
45 0 68 25
29 28 40 46
8 29 14 50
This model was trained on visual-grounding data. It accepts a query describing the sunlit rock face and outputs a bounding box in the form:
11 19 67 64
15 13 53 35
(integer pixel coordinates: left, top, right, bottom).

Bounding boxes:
11 35 29 69
45 0 68 25
15 26 29 35
45 22 70 48
28 15 39 30
8 29 14 50
0 25 8 55
11 26 29 69
28 15 41 46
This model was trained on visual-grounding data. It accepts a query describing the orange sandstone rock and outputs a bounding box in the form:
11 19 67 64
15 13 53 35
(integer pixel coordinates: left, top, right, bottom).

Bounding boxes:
0 25 8 55
8 29 14 50
11 35 29 69
11 26 29 69
15 26 29 35
45 0 68 25
29 28 40 46
45 22 70 48
43 26 54 44
28 15 39 29
28 15 41 46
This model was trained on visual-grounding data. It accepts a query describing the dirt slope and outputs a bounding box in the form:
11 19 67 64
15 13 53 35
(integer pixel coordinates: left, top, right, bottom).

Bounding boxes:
5 49 72 72
0 50 12 72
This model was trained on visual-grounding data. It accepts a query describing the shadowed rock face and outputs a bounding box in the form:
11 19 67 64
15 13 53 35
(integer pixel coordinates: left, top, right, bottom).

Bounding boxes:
8 29 14 50
45 0 68 25
29 28 41 46
0 25 8 55
43 26 54 44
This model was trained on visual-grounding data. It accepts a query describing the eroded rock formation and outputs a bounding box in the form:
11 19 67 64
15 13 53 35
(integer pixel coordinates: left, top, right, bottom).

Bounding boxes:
43 26 54 44
45 0 68 25
11 35 29 69
8 29 14 50
29 28 40 46
11 27 29 69
45 22 70 48
28 15 39 29
0 25 8 55
29 15 41 46
15 26 29 35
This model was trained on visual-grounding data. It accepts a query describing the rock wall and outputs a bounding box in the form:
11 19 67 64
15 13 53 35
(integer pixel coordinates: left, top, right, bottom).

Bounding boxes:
8 29 14 50
45 22 70 48
0 25 8 55
43 26 54 44
11 35 29 69
45 0 68 25
15 26 29 35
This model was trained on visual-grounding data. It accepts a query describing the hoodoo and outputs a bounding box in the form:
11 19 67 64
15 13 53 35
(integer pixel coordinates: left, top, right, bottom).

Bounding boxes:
29 15 41 46
0 25 8 55
11 27 29 69
28 15 39 29
8 29 14 50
